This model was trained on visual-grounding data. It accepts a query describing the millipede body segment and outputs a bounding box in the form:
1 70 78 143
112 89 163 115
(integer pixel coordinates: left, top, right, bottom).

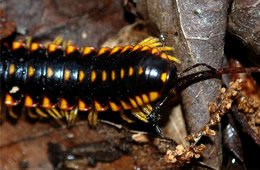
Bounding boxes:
0 37 179 132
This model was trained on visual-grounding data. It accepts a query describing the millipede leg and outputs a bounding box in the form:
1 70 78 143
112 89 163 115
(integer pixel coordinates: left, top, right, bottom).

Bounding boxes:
148 42 163 48
119 109 135 123
62 39 73 49
138 37 163 48
141 104 153 116
60 110 65 117
46 109 58 119
64 110 69 122
166 55 180 63
53 36 63 45
131 108 148 123
88 109 99 127
138 37 180 63
157 46 174 51
92 110 98 127
51 108 62 118
62 40 67 49
8 106 18 119
27 108 38 119
35 107 49 117
68 107 78 126
25 37 32 48
44 36 64 48
138 37 159 46
88 110 93 126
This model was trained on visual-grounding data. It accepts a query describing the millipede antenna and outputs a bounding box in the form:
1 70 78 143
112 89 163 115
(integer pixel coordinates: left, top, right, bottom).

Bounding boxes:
176 63 260 90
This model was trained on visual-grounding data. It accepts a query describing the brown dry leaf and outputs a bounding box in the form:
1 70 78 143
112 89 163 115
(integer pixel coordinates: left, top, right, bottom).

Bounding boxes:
0 8 16 40
228 0 260 65
223 114 244 164
1 0 128 47
136 0 230 169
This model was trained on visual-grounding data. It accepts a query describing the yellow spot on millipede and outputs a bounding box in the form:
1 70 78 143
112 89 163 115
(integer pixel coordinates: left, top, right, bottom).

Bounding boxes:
28 66 34 77
110 46 122 55
135 96 143 106
160 53 168 60
151 48 159 55
111 70 116 81
98 47 110 56
109 101 121 111
129 98 138 108
24 95 34 107
141 46 150 51
47 67 53 78
138 67 143 75
12 41 24 51
120 100 132 110
141 94 149 103
9 64 15 75
132 45 141 51
102 70 107 82
91 70 96 82
30 43 39 51
64 68 70 80
149 91 159 102
78 99 87 111
60 98 69 110
79 70 85 82
66 45 77 55
160 72 167 83
83 47 93 56
42 96 51 108
129 67 134 76
94 100 104 111
4 94 14 105
120 68 124 79
48 44 57 53
121 45 133 53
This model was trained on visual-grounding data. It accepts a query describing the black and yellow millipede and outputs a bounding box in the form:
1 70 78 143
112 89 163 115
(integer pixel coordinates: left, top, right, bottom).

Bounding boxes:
1 37 260 135
0 37 181 134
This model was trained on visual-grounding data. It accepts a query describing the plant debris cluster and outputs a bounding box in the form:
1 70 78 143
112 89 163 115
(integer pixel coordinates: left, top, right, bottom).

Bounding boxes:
165 79 260 164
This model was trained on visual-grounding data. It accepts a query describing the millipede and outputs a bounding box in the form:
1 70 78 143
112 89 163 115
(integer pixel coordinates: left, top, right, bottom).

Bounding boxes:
1 37 260 135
